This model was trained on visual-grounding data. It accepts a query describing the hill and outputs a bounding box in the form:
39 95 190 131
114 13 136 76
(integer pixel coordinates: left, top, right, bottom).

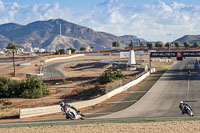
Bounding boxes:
0 19 145 51
174 35 200 44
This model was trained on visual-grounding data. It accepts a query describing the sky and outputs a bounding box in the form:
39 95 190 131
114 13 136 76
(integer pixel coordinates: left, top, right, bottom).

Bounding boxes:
1 0 200 42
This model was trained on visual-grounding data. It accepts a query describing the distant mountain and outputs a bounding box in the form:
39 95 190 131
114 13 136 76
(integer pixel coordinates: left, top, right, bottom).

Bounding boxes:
0 19 146 51
0 35 10 48
174 35 200 44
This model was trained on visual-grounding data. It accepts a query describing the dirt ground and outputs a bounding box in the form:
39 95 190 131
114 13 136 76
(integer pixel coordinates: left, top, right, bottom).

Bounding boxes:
0 70 161 122
1 121 200 133
0 54 141 117
0 54 167 121
0 54 143 107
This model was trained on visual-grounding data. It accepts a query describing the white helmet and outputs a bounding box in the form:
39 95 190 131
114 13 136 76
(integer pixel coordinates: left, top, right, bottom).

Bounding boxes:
180 101 184 104
60 102 65 107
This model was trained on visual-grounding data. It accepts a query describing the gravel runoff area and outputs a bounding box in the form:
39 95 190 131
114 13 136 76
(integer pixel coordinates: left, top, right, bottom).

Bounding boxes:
1 121 200 133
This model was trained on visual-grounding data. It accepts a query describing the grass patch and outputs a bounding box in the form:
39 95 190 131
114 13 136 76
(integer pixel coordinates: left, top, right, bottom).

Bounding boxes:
157 65 171 70
1 117 200 128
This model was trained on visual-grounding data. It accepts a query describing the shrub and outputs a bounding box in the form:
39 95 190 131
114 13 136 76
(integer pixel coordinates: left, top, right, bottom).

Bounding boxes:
114 70 125 79
0 77 15 97
0 76 49 99
99 69 125 84
61 79 67 84
2 100 12 106
21 76 49 98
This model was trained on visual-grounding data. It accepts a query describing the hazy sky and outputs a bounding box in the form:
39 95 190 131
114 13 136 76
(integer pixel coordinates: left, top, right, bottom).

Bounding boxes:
1 0 200 42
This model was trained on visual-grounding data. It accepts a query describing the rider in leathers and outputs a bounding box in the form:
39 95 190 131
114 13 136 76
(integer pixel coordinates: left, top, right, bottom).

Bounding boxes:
179 101 190 114
60 102 79 118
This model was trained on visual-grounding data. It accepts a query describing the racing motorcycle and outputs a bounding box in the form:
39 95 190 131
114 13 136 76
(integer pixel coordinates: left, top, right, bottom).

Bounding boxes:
60 103 85 120
179 101 194 117
184 105 194 117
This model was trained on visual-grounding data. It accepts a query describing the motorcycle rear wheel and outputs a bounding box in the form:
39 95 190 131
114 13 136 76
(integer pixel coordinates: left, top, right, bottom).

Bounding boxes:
67 112 76 120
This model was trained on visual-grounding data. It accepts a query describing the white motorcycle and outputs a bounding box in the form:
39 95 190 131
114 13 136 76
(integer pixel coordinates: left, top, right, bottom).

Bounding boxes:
185 105 194 117
179 101 194 117
60 103 85 120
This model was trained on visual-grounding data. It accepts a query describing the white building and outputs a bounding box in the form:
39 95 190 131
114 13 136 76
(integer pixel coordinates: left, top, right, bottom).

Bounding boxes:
23 47 33 54
0 51 5 55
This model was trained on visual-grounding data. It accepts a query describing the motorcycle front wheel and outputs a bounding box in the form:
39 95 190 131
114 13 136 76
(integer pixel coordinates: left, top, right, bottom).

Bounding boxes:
186 108 194 117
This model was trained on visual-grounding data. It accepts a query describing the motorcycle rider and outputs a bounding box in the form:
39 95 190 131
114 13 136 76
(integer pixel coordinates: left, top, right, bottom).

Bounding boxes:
179 101 190 114
60 102 80 118
188 70 191 76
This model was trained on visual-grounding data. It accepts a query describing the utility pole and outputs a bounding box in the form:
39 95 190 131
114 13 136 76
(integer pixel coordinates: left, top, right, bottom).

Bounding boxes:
167 33 172 51
37 61 44 107
40 66 43 106
60 23 61 36
187 71 191 101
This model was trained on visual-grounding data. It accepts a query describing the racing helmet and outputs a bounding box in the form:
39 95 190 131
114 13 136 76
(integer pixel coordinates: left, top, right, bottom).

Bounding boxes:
180 101 184 104
60 102 65 107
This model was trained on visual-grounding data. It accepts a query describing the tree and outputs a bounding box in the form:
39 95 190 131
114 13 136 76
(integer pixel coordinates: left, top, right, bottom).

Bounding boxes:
165 42 171 49
67 47 76 54
155 41 163 48
147 42 153 49
90 46 94 49
184 41 190 48
112 41 120 49
90 46 94 51
55 49 65 55
80 47 86 51
174 41 180 48
128 40 134 49
139 40 145 48
193 41 200 48
7 43 18 77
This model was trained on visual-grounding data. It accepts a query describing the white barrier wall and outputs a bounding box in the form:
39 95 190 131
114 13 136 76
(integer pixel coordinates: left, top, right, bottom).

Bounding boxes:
20 68 156 118
44 54 85 63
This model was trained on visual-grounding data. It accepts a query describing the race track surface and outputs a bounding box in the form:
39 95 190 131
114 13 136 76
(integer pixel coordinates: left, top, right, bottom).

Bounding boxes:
95 58 200 119
42 59 99 80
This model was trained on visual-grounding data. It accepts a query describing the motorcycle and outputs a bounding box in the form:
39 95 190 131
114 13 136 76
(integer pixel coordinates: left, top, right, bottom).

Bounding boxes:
61 105 85 120
180 103 194 117
184 105 194 117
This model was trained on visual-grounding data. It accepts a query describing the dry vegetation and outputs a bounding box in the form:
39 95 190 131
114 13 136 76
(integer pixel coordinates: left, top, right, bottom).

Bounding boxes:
1 121 200 133
0 54 173 121
0 107 19 119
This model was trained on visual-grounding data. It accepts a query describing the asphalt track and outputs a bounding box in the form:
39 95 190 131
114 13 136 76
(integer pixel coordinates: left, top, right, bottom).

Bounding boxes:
95 58 200 119
42 59 100 80
1 58 200 126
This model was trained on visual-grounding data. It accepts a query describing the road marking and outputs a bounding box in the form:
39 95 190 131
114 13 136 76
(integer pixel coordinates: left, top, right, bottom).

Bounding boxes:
107 100 138 104
84 112 112 115
124 91 146 94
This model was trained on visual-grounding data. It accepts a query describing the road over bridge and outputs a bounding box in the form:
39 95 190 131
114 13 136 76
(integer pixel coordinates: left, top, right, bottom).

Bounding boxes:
95 58 200 119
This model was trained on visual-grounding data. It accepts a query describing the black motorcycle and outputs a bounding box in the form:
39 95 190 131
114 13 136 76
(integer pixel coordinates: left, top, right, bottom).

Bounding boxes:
179 102 194 117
